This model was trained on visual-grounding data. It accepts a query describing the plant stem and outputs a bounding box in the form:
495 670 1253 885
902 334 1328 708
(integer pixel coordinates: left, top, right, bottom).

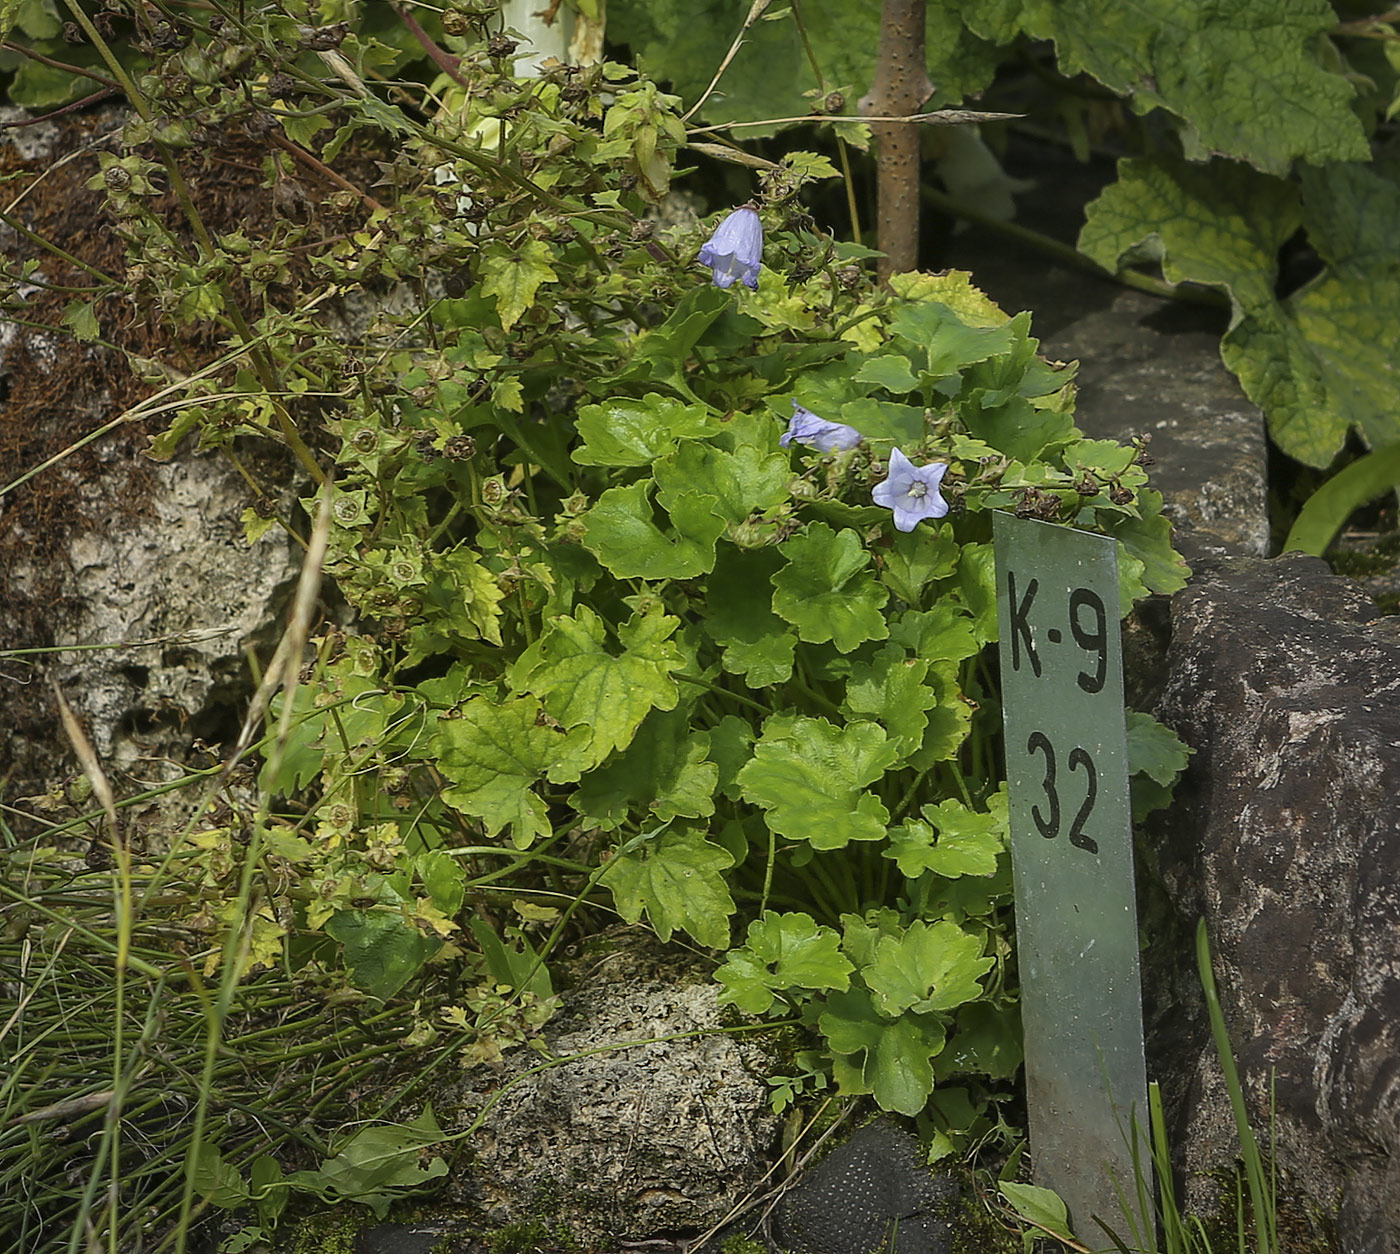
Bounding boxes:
864 0 932 282
920 185 1231 311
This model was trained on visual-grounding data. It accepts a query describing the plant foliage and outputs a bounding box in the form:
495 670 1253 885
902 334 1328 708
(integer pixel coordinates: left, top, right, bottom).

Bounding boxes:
0 2 1195 1248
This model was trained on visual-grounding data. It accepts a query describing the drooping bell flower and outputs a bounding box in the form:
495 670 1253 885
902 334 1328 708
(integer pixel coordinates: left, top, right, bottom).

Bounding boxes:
780 401 862 452
872 448 950 532
698 206 763 290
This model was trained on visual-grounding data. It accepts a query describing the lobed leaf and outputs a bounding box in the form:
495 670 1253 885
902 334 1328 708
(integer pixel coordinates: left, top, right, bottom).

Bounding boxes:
605 827 736 949
738 716 898 849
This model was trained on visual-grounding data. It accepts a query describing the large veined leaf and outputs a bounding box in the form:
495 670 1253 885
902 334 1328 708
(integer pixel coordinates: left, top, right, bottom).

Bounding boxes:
956 0 1367 175
1081 158 1400 468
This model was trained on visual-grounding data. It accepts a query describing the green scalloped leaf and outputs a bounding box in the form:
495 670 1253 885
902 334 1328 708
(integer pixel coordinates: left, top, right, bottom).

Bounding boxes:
842 643 941 759
771 522 889 653
572 394 713 467
606 827 735 949
878 524 961 607
704 546 795 686
818 987 945 1115
884 793 1006 880
581 480 727 579
515 603 684 776
706 715 756 802
480 239 557 332
432 695 576 847
888 301 1017 379
737 716 897 849
715 911 853 1014
572 707 718 829
654 440 791 523
854 354 920 394
909 661 973 769
889 603 981 665
863 919 994 1018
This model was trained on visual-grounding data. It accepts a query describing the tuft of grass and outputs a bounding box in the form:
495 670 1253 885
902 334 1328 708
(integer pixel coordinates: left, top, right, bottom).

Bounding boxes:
1092 919 1280 1254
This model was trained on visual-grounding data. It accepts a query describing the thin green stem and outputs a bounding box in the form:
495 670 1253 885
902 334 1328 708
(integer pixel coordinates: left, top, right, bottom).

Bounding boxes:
788 0 864 245
0 208 121 284
59 0 152 119
921 185 1231 311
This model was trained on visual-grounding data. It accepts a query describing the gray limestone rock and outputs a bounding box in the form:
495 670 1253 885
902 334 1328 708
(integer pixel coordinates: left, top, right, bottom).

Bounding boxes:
1043 291 1270 565
434 932 781 1246
1 447 300 790
1146 553 1400 1254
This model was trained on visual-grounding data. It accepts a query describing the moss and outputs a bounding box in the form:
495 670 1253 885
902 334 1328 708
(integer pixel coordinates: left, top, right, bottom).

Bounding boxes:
1326 547 1395 578
487 1216 579 1254
1188 1165 1338 1254
720 1237 768 1254
281 1207 369 1254
933 1173 1020 1254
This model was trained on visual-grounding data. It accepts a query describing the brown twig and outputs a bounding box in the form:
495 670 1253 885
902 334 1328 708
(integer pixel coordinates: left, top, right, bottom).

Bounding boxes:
270 133 388 214
1 39 122 90
0 86 117 128
860 0 935 284
391 3 471 89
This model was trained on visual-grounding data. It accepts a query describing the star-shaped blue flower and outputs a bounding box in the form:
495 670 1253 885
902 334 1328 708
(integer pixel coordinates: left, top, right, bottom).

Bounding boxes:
780 401 863 453
698 206 762 290
872 448 950 532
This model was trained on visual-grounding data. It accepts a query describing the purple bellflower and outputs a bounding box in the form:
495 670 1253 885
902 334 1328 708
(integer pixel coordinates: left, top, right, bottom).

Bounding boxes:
698 206 763 290
780 401 863 453
873 448 950 532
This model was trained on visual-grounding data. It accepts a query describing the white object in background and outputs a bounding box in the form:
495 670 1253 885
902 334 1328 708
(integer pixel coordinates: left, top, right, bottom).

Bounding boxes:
499 0 573 77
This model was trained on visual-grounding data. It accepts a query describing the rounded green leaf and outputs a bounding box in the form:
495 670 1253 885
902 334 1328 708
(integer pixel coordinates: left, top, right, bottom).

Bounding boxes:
771 522 889 653
864 919 995 1017
737 716 897 849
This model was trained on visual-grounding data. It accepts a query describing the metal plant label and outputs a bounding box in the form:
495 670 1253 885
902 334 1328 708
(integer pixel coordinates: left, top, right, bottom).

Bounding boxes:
993 512 1151 1245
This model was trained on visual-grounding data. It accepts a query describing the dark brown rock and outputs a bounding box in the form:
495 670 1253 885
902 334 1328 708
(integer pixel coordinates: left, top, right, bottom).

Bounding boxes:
1147 553 1400 1254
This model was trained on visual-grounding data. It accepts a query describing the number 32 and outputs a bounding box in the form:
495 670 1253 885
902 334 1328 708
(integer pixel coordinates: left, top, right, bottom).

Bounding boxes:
1026 732 1099 854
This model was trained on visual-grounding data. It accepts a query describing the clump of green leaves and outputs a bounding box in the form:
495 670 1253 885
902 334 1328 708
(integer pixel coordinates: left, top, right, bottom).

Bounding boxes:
2 4 1193 1247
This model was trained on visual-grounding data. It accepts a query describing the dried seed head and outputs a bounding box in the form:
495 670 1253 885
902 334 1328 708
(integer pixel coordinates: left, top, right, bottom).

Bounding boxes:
299 22 348 50
272 176 312 222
